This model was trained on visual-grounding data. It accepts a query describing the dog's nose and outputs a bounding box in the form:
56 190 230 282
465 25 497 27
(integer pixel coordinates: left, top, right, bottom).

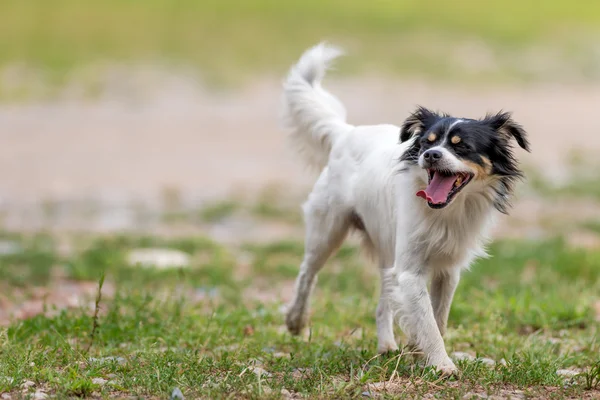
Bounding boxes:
423 149 442 162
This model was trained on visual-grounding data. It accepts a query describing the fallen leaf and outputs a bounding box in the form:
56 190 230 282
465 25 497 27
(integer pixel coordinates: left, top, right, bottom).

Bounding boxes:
243 325 255 336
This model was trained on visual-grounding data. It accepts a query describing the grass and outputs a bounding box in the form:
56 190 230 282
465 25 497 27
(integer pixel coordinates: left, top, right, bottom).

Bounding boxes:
199 201 241 224
0 231 599 398
2 0 600 98
162 194 303 226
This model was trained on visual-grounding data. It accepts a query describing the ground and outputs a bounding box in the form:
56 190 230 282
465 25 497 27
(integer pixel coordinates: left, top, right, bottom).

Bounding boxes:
0 221 600 399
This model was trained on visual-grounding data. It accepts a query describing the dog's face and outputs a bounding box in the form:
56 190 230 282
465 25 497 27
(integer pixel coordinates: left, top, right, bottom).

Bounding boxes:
399 106 530 212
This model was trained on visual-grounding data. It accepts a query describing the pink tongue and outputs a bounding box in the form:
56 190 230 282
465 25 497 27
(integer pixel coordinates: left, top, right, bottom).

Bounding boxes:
416 172 457 204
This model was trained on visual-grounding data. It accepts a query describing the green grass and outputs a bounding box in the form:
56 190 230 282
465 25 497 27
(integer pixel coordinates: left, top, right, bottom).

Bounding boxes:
0 231 599 398
161 196 303 226
199 201 241 223
2 0 600 97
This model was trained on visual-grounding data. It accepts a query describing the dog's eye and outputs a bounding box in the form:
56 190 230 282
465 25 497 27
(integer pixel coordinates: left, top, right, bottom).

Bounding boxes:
455 141 473 151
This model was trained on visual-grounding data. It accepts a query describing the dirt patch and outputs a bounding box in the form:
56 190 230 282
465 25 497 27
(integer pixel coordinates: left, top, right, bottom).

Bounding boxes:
0 279 115 326
365 378 598 399
0 74 599 238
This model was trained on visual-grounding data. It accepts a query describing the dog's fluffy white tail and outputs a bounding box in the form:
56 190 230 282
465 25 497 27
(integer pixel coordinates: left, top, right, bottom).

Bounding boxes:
282 43 353 170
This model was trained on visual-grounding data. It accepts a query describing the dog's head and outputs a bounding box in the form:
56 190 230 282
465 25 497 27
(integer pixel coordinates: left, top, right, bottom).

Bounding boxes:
399 106 530 213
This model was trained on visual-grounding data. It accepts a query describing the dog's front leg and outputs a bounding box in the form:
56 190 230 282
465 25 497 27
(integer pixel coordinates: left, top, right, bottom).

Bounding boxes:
430 269 460 336
376 266 399 353
386 269 457 376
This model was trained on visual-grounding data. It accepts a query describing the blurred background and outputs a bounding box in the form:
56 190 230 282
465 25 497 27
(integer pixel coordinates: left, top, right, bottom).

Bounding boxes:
1 0 600 240
1 3 600 397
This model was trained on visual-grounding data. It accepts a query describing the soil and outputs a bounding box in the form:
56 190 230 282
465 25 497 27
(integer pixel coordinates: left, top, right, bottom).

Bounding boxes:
0 74 599 236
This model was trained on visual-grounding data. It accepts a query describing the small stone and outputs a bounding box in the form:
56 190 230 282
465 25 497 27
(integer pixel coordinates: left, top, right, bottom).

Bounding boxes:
126 248 190 269
280 388 293 399
170 387 184 400
479 357 496 367
462 393 487 399
362 391 372 397
92 378 107 386
89 356 126 365
499 358 507 366
556 369 580 377
21 380 35 389
0 241 21 256
262 386 273 395
272 352 290 358
291 367 312 380
368 381 387 390
213 344 240 353
0 377 14 385
1 393 13 399
497 389 524 399
452 351 476 361
32 391 48 400
349 328 364 340
107 373 118 379
248 366 271 377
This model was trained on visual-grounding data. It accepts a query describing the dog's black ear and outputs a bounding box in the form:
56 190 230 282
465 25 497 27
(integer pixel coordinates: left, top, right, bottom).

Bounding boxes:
484 111 531 152
400 106 442 143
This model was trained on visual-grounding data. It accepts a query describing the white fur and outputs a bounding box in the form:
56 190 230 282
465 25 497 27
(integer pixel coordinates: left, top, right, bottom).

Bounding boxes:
282 44 498 376
446 119 464 133
282 43 353 170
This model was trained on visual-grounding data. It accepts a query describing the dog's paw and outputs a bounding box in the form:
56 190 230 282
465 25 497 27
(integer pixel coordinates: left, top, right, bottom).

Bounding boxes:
285 308 306 335
434 358 459 377
377 341 399 354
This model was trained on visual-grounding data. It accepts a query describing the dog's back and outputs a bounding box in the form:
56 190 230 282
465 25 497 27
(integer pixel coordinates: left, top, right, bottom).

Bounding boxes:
281 43 411 265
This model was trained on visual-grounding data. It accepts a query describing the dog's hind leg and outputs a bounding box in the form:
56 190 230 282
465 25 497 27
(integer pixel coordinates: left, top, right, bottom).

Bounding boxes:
286 176 350 335
430 268 460 336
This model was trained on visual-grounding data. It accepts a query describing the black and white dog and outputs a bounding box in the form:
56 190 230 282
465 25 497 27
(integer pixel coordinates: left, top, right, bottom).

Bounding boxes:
282 43 530 375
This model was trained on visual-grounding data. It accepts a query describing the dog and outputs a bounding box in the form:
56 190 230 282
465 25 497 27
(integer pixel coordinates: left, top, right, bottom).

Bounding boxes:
281 43 530 375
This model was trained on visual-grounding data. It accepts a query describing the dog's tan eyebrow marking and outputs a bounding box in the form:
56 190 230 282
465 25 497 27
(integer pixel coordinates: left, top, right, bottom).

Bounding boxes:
451 135 461 144
480 156 493 173
427 133 437 142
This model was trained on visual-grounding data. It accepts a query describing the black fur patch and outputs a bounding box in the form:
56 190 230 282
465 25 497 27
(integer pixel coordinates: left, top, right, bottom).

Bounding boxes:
350 210 366 231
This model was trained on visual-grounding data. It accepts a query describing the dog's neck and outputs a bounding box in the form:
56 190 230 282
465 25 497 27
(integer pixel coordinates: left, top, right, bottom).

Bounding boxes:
409 184 497 271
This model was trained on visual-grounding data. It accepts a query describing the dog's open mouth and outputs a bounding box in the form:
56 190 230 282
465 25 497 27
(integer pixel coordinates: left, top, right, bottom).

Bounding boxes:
416 170 474 209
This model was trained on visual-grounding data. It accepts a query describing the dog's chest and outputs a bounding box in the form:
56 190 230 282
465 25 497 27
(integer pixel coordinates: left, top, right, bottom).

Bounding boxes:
412 212 490 270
